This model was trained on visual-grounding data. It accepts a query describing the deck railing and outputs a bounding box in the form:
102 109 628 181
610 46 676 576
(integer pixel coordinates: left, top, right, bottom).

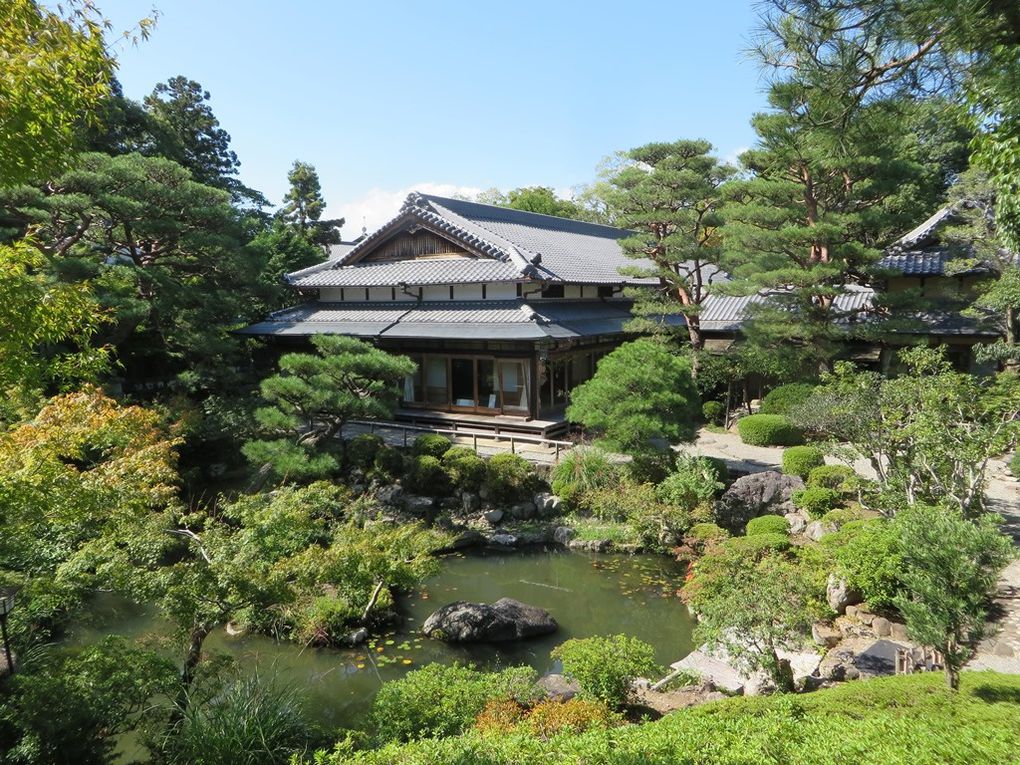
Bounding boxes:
348 419 573 462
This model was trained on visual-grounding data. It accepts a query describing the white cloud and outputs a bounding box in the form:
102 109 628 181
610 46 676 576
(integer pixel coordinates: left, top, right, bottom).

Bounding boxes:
723 146 750 168
331 182 485 238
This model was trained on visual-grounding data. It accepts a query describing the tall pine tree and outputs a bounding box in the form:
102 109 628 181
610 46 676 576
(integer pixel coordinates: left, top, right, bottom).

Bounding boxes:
280 160 344 248
604 140 733 355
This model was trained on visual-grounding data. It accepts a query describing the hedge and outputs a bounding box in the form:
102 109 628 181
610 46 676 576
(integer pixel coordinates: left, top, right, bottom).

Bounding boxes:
745 514 790 536
807 464 857 491
759 382 816 415
412 433 453 459
781 445 825 479
792 486 842 519
736 414 804 446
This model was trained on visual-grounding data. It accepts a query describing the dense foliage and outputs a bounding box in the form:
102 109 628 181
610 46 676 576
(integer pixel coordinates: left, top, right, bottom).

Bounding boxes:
736 414 804 446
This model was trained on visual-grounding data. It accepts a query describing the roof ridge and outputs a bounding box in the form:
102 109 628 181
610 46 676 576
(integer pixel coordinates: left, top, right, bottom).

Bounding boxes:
416 195 535 274
419 193 627 237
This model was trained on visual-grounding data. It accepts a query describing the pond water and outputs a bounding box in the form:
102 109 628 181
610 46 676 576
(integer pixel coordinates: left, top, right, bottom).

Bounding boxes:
69 548 695 729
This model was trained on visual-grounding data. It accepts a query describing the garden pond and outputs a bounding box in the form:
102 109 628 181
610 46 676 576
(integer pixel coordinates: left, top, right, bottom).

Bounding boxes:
69 548 696 729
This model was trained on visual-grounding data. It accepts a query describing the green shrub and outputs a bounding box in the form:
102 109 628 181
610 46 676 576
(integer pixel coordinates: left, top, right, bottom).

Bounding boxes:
412 433 453 459
369 664 538 743
404 455 450 496
581 480 656 523
792 486 842 519
625 451 675 484
781 445 825 479
442 447 487 492
702 455 728 482
821 507 870 526
372 444 405 481
726 532 791 556
551 635 659 709
760 382 816 416
687 522 729 544
746 515 790 536
1010 451 1020 477
482 453 535 504
346 433 384 472
823 518 903 609
807 464 858 491
655 454 724 510
702 400 725 425
551 446 622 509
294 595 358 646
736 414 804 446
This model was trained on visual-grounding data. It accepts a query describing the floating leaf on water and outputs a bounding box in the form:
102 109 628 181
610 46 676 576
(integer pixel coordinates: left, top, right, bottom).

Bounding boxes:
385 639 395 645
356 663 365 669
402 659 413 665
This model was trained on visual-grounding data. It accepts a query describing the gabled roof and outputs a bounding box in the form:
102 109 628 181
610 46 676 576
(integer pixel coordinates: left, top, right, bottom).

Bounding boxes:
288 192 657 287
238 298 684 341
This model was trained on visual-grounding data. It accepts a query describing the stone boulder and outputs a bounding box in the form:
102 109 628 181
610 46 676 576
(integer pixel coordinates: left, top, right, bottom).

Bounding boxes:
376 484 404 506
401 494 434 516
483 509 504 524
812 621 842 648
509 501 537 520
784 512 808 535
489 533 518 547
806 520 838 541
534 492 562 518
553 526 577 545
462 492 481 513
535 673 581 701
422 598 558 642
826 573 862 614
715 471 804 532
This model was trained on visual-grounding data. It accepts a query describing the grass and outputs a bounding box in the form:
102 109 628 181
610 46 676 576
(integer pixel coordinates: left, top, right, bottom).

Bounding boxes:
564 515 641 546
305 671 1020 765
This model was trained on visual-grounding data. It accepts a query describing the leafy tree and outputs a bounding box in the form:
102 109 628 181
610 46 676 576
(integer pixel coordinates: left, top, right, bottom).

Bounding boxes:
793 347 1020 516
477 186 589 220
567 339 700 457
603 140 733 355
894 505 1014 689
243 336 415 481
0 0 120 185
0 152 263 387
0 240 110 392
0 387 180 642
0 637 176 765
144 75 240 189
248 220 324 305
685 549 819 692
281 160 344 247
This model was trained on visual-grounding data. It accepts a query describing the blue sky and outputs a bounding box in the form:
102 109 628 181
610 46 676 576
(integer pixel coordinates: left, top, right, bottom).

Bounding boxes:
99 0 766 231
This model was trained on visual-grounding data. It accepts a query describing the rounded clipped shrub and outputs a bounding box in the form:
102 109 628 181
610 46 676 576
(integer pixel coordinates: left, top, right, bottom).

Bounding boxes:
702 400 725 425
483 453 535 504
551 634 659 709
746 514 790 537
760 383 816 416
727 532 791 556
372 444 405 481
687 522 728 543
821 507 869 526
781 445 825 479
736 414 804 446
551 446 621 509
347 433 384 472
404 455 451 496
792 486 842 519
807 464 857 491
412 433 453 458
442 447 487 492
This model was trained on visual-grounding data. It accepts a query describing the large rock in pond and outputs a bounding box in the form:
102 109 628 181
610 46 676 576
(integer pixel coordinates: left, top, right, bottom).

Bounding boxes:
422 598 557 642
715 471 804 532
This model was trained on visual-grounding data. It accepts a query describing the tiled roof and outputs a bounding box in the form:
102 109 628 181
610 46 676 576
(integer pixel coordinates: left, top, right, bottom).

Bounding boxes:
239 299 682 341
699 289 876 332
289 192 660 287
877 250 957 276
290 257 521 288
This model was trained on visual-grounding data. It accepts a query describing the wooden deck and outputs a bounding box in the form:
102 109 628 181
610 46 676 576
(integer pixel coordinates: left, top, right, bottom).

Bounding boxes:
393 407 570 439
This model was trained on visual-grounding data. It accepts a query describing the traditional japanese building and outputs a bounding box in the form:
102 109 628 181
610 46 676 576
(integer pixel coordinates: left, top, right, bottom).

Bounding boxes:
241 192 685 436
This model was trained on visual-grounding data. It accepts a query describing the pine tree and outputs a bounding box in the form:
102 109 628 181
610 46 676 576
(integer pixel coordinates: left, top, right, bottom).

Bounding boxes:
144 76 240 188
603 140 733 354
280 160 344 247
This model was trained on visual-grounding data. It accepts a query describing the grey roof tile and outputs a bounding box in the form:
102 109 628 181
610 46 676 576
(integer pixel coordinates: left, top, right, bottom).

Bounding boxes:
290 257 522 288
